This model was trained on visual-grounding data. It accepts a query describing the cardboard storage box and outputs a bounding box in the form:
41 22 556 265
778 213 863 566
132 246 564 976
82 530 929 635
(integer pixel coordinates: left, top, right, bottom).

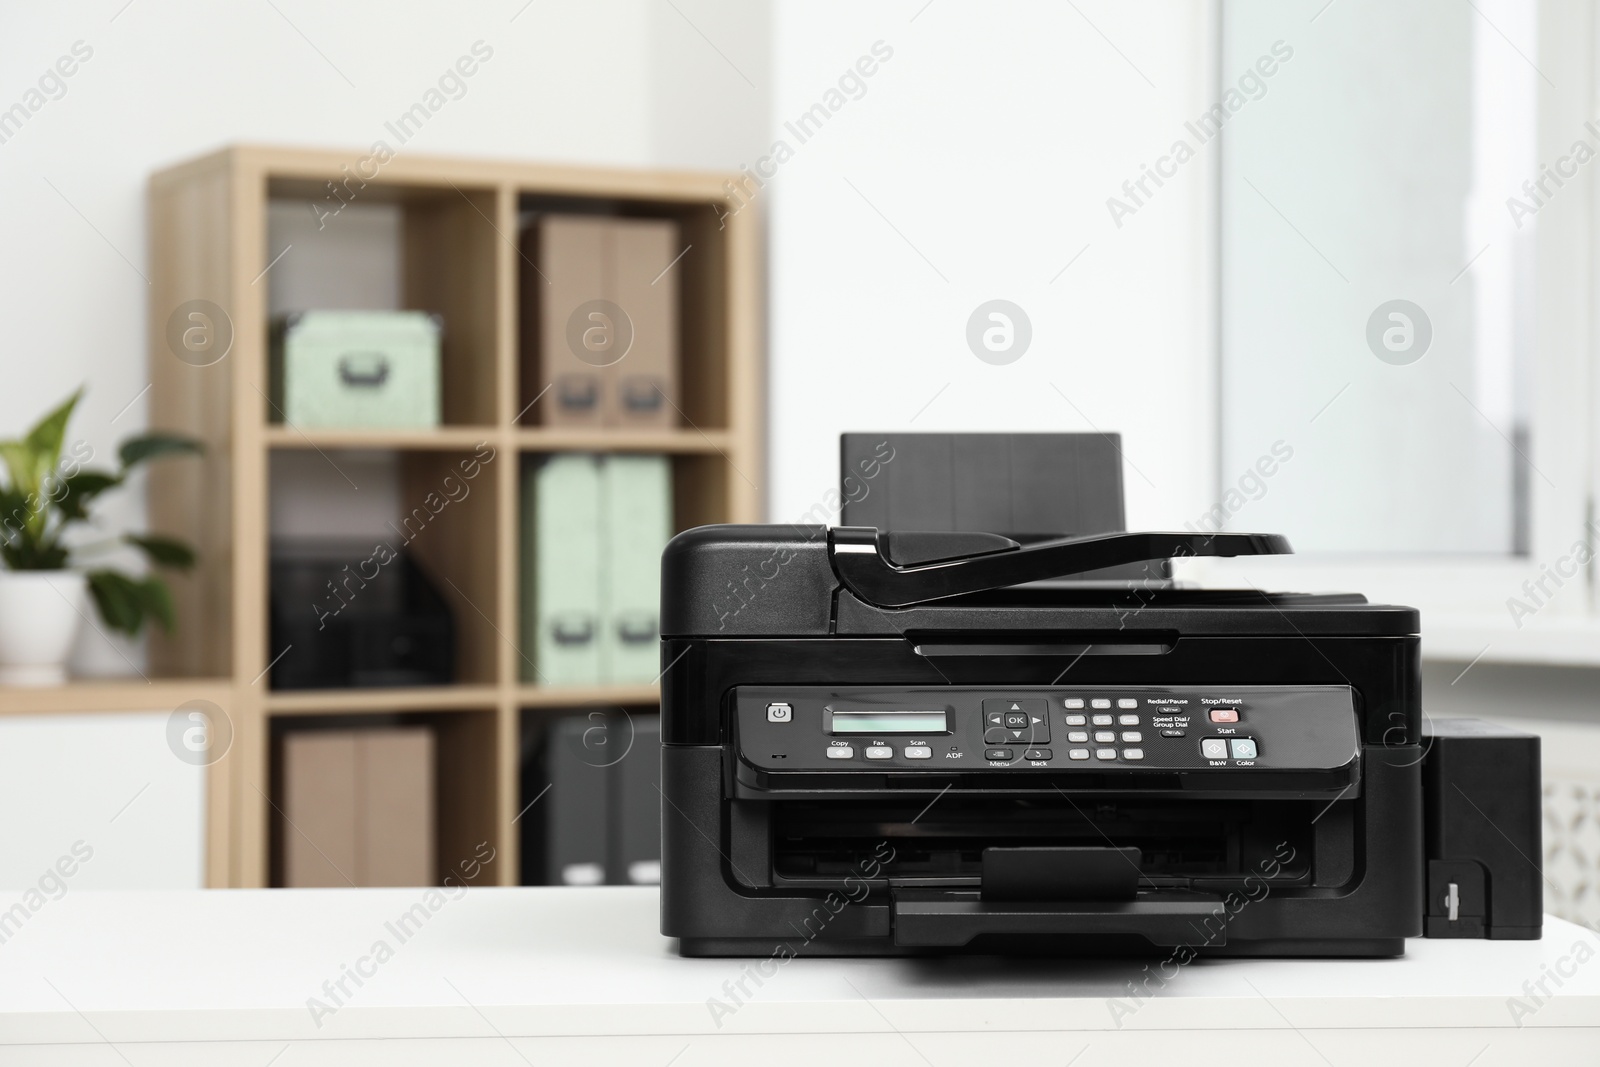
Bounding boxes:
520 454 672 685
270 310 441 429
527 216 679 429
279 726 436 887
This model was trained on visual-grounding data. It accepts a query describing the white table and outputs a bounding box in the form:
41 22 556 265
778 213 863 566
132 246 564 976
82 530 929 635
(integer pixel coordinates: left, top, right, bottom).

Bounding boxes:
1 886 1596 1065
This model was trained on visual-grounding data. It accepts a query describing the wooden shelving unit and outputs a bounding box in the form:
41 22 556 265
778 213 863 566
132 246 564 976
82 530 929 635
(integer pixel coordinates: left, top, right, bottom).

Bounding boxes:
143 145 762 888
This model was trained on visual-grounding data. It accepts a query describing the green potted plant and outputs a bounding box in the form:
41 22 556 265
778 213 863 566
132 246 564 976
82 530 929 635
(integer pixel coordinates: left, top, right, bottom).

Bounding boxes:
0 389 202 685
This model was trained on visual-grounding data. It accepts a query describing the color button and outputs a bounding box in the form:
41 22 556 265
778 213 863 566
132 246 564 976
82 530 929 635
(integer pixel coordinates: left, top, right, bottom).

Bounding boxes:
1209 708 1240 723
1230 738 1258 759
827 746 854 760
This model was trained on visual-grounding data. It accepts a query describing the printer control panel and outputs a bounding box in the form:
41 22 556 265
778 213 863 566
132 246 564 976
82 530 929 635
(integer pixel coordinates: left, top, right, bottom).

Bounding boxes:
733 685 1359 773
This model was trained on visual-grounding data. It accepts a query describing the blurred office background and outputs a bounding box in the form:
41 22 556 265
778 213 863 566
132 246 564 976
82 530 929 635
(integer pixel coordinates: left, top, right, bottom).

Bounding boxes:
0 0 1596 926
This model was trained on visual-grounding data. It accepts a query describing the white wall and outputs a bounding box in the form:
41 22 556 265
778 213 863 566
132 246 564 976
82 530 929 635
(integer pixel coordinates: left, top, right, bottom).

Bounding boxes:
0 713 204 890
0 0 770 673
765 0 1218 529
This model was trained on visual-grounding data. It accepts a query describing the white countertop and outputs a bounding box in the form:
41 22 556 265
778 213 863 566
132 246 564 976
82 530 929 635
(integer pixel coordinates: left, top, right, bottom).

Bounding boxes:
3 886 1597 1064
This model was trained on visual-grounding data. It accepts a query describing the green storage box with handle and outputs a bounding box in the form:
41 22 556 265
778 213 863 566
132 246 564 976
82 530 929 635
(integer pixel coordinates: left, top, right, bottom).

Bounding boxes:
525 454 603 685
270 310 442 429
601 455 672 684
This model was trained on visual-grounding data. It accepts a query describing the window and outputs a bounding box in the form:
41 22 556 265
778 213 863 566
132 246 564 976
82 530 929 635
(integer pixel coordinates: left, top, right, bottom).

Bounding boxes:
1210 1 1597 650
1220 0 1536 555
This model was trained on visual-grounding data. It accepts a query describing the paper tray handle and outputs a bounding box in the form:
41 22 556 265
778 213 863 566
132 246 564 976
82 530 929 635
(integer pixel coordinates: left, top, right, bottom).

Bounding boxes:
890 888 1227 948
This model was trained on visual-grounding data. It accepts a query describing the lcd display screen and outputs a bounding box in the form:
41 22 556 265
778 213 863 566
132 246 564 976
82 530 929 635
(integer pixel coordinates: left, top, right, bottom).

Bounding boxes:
828 711 948 734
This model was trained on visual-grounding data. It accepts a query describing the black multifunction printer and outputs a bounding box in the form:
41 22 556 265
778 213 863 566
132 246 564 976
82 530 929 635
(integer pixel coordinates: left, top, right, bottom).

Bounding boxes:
657 435 1542 957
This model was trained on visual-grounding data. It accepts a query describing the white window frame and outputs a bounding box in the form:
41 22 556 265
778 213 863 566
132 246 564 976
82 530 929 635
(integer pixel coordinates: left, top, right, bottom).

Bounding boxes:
1191 3 1599 666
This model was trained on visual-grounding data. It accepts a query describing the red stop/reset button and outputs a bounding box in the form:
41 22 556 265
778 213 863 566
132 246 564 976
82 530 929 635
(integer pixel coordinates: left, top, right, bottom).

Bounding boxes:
1209 708 1240 723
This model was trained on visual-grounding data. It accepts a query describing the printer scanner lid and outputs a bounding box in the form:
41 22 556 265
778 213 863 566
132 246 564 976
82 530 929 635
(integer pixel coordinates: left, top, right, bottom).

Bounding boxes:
660 524 1419 638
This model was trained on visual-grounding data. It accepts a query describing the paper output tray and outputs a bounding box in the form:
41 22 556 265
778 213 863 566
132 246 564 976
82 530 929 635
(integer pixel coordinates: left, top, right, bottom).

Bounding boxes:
890 889 1226 948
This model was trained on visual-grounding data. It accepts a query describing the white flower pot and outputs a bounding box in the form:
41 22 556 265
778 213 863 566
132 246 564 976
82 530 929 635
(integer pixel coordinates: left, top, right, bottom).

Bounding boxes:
0 570 87 686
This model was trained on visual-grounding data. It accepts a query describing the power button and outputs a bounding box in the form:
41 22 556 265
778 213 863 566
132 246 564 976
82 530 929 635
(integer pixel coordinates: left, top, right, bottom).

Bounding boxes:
767 703 792 723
